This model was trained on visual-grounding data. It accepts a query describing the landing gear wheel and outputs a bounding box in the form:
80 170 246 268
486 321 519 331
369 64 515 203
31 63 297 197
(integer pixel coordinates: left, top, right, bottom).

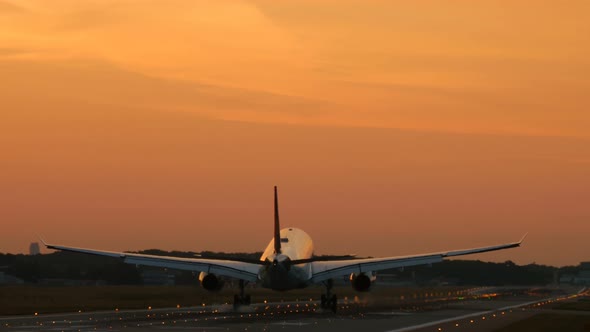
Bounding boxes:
320 279 338 312
233 280 251 309
233 295 251 309
330 294 338 313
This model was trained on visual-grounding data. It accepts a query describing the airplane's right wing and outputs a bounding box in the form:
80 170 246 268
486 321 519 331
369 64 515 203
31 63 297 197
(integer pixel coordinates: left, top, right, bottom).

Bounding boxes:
43 241 263 282
309 234 527 284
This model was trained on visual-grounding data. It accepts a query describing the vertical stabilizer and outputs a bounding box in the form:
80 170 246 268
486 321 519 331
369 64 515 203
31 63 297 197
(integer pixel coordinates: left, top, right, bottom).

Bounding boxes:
274 186 281 254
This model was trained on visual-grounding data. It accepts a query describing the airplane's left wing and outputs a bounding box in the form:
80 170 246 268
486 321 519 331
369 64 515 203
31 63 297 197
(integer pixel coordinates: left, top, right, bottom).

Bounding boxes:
43 241 263 282
309 234 526 283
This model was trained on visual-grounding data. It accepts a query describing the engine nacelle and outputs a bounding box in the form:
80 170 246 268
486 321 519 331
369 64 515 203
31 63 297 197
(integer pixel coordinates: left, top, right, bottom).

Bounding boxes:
350 272 376 292
198 272 224 291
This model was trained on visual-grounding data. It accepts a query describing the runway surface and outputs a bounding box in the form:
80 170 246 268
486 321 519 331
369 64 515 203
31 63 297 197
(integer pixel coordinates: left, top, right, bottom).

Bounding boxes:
1 287 584 332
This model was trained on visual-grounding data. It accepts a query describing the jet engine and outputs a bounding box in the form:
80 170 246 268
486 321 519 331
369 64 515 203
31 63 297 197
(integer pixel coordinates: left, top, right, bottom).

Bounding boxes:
349 271 376 292
198 272 224 291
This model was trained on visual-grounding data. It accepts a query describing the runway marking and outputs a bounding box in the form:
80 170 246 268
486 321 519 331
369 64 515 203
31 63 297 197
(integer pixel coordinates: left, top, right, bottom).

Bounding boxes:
0 301 292 321
272 321 311 326
3 326 40 329
368 311 413 316
152 327 225 330
5 329 118 332
384 298 552 332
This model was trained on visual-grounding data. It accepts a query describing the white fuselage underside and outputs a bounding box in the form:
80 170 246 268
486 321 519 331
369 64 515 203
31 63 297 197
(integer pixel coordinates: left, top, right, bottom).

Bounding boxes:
258 228 314 290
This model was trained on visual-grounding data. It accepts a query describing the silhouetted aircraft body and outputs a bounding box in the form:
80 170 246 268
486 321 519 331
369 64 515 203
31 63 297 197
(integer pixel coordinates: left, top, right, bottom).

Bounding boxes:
44 187 525 311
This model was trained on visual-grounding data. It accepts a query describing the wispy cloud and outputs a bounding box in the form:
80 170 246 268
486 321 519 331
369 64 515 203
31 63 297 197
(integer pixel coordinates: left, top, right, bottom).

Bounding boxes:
0 1 24 13
1 0 589 137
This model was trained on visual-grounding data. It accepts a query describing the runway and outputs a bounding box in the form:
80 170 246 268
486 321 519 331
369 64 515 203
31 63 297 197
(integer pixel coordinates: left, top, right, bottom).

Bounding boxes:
0 287 584 332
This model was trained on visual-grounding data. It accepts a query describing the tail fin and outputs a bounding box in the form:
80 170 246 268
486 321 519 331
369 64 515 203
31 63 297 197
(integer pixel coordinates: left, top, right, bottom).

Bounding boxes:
274 186 281 254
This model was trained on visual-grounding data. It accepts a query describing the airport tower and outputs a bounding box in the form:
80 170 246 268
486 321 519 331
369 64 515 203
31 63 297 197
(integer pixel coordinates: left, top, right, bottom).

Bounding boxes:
29 242 40 255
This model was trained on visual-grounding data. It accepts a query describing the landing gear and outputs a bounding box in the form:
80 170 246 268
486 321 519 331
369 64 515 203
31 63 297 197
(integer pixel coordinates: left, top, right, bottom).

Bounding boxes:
320 279 338 312
321 294 337 312
233 280 251 309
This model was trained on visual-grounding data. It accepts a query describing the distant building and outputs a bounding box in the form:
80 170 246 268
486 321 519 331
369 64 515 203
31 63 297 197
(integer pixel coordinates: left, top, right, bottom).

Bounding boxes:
577 262 590 285
0 272 24 285
560 274 575 284
560 262 590 286
29 242 40 255
574 270 590 286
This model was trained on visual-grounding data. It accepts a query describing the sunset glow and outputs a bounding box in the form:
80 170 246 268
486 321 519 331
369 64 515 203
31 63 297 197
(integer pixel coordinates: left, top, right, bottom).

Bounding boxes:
1 1 589 266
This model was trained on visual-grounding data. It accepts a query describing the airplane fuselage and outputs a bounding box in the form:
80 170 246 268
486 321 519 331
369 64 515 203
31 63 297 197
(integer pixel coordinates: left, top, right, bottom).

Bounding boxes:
258 228 313 290
42 186 524 312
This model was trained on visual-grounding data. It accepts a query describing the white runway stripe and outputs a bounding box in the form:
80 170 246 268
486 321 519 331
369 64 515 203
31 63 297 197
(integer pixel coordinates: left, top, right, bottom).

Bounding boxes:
384 298 552 332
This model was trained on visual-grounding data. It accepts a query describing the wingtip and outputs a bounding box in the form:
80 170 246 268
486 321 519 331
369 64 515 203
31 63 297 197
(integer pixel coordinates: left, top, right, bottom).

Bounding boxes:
519 232 529 244
37 235 49 247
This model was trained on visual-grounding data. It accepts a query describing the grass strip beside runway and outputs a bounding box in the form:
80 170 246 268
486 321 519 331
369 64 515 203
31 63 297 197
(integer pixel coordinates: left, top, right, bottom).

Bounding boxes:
0 285 469 316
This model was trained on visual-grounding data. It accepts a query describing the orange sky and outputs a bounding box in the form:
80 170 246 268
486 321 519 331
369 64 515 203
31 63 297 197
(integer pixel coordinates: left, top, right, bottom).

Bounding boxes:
1 1 589 266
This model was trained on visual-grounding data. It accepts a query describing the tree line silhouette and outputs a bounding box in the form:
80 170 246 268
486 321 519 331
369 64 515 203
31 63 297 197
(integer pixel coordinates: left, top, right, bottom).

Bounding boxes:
0 250 581 286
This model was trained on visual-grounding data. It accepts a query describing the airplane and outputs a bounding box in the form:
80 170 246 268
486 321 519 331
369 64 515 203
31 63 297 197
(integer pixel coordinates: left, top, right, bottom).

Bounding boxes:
43 186 526 312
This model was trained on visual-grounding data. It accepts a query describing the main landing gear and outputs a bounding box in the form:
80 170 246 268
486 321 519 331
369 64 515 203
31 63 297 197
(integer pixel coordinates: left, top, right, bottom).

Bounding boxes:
320 279 338 312
233 280 251 309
